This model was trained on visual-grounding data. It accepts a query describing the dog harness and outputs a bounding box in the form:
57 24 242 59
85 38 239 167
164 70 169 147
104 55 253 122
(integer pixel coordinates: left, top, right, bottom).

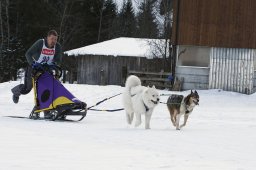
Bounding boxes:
185 104 194 114
37 39 55 64
143 102 149 112
176 96 190 114
131 93 150 112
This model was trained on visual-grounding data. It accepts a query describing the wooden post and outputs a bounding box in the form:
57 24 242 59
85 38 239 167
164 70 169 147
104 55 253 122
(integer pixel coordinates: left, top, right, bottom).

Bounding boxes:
100 69 106 85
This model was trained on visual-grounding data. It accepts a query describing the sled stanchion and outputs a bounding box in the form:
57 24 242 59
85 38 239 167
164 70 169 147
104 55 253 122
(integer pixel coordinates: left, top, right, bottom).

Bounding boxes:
78 115 86 121
29 106 40 119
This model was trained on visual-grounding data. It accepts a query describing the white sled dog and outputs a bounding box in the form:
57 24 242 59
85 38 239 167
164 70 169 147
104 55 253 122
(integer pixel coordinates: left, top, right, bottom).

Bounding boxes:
122 75 160 129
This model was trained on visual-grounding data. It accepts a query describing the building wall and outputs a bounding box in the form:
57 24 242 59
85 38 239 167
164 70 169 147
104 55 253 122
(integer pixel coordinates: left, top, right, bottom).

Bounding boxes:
254 71 256 92
177 45 210 67
172 0 256 49
77 55 169 85
209 48 254 94
176 66 209 90
176 46 255 94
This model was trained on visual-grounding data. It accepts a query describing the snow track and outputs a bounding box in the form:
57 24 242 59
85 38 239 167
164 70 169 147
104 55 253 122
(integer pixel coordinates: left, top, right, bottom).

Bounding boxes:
0 81 255 170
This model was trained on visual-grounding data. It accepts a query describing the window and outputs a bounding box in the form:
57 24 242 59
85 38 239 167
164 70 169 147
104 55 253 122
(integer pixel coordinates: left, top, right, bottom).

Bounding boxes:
177 45 210 67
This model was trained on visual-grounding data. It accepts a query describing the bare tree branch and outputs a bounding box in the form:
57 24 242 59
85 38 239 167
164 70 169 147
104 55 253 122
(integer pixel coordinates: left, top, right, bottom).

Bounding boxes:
97 0 104 42
59 1 68 43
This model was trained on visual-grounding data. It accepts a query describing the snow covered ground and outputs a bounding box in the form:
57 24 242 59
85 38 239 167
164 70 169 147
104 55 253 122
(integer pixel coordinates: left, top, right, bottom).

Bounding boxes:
0 81 256 170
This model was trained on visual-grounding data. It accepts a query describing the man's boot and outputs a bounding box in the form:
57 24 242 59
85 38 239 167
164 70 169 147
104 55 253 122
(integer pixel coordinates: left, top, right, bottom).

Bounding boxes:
12 95 20 104
11 86 21 104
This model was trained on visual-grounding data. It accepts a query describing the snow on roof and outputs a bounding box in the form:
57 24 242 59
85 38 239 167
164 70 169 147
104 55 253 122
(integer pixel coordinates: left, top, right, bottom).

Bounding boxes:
64 37 169 59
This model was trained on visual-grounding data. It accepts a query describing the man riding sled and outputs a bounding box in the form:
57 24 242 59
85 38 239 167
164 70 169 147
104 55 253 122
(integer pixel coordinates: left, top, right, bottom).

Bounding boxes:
11 30 62 119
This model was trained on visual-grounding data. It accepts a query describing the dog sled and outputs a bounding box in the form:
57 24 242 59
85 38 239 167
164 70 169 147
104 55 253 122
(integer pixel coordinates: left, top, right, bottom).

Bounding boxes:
29 64 87 121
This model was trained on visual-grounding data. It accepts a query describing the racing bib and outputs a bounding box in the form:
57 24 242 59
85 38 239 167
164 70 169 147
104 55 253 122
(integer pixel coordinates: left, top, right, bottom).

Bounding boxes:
37 39 55 64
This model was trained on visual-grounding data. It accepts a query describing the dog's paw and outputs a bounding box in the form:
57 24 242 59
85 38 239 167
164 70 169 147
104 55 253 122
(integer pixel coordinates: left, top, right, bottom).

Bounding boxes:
126 114 132 124
180 124 185 128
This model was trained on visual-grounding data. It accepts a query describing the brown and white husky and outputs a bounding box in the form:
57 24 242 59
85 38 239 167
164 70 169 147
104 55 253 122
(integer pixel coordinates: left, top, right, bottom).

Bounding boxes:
167 90 199 130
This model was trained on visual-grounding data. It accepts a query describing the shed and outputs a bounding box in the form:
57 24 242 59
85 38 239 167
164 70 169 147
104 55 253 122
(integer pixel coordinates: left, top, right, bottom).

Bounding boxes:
64 37 170 85
171 0 256 94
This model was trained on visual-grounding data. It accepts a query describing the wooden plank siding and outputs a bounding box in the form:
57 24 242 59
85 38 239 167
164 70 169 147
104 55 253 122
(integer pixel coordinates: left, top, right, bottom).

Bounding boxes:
127 70 172 89
172 0 256 49
77 55 170 86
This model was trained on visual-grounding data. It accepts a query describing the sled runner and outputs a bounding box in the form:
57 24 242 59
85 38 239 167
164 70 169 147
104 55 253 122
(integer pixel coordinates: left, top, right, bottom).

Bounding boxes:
5 115 80 122
29 64 87 121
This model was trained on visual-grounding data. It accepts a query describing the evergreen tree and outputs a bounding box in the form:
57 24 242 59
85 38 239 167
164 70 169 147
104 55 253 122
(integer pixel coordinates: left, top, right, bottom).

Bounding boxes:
159 0 173 38
115 0 137 37
0 0 26 82
0 0 166 82
55 0 104 78
137 0 159 38
100 0 117 40
160 0 173 15
159 0 173 70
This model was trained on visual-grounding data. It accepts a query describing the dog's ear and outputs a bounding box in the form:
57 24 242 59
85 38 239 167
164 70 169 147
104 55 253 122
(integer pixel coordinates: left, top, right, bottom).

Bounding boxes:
152 85 156 89
195 90 198 94
191 90 193 94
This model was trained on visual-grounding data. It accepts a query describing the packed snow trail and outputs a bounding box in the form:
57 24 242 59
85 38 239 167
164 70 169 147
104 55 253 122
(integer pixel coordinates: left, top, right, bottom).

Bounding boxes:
0 81 256 170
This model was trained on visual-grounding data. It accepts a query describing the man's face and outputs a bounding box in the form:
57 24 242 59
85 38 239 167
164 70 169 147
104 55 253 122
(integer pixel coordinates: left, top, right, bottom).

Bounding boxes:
47 35 57 48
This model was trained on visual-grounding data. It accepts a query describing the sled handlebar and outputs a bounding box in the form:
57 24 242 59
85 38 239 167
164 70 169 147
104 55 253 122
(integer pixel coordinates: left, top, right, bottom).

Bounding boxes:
49 64 63 78
33 64 63 79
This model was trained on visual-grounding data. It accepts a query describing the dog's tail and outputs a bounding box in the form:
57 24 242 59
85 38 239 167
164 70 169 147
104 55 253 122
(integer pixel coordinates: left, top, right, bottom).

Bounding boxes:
125 75 141 91
123 75 141 124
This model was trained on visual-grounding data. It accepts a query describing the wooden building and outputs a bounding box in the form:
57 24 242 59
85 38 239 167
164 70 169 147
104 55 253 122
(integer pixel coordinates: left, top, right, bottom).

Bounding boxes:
171 0 256 94
64 38 169 86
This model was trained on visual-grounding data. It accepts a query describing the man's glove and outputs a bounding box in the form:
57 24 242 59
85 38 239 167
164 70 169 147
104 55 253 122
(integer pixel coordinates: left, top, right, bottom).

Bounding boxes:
31 62 42 70
48 62 56 66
